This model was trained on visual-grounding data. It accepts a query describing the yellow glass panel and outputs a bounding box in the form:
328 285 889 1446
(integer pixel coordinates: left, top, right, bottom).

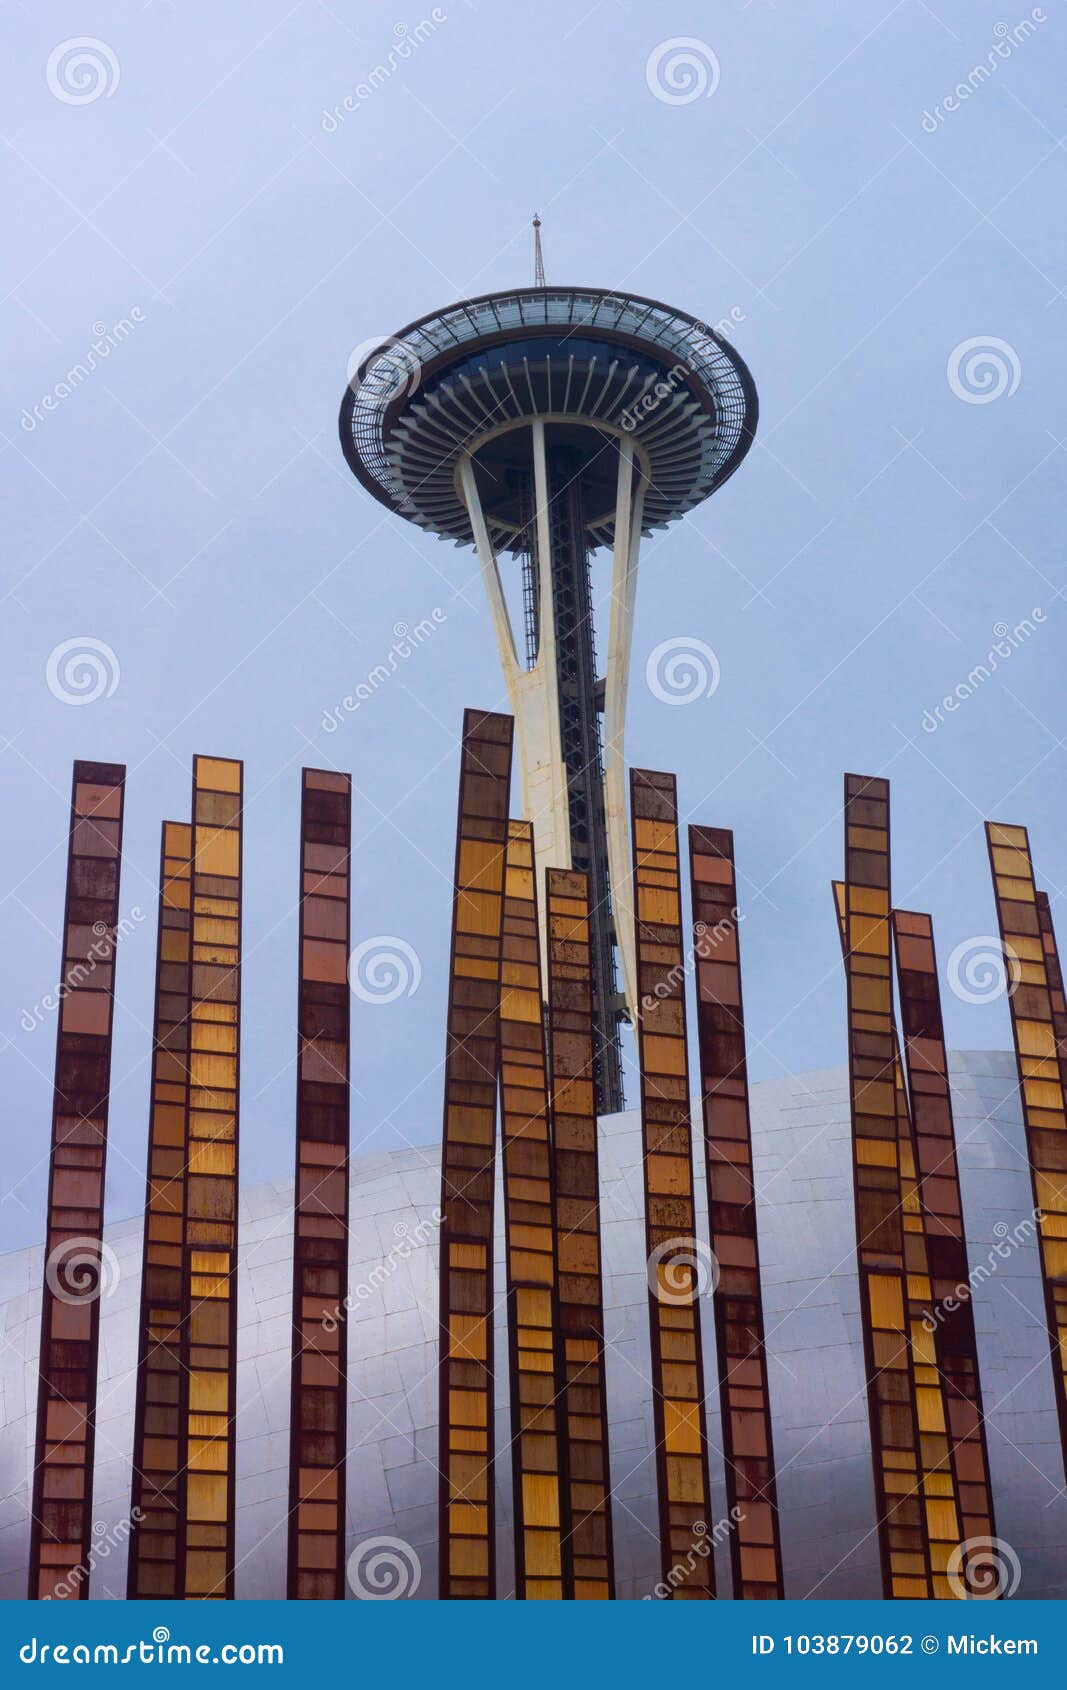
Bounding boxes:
1018 1019 1056 1058
188 1142 235 1176
456 889 500 936
189 1372 228 1412
925 1498 959 1540
189 1053 237 1088
521 1474 560 1528
196 757 241 794
449 1389 487 1427
187 1473 228 1521
195 828 239 878
643 1034 686 1075
500 987 541 1023
868 1274 904 1330
637 886 680 925
663 1398 702 1454
916 1387 946 1433
458 837 504 891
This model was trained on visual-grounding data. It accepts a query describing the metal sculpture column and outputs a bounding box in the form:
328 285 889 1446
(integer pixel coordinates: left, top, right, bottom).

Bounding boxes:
630 768 714 1598
180 756 243 1600
29 761 126 1600
287 770 352 1599
128 822 192 1599
688 825 783 1599
437 711 513 1598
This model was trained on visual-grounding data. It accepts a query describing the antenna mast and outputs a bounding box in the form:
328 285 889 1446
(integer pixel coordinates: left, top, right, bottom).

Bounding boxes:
532 214 546 287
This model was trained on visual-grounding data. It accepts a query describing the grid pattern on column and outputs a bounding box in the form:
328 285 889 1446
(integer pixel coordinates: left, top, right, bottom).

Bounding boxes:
499 820 566 1599
438 710 514 1599
545 867 615 1599
834 882 962 1598
834 883 966 1594
839 774 933 1599
128 822 192 1598
688 826 783 1600
181 756 243 1601
629 769 714 1599
892 910 998 1572
287 770 352 1599
28 761 126 1601
890 1032 962 1598
986 824 1067 1477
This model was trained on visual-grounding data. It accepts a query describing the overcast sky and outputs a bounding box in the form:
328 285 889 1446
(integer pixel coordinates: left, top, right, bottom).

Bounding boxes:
1 0 1064 1248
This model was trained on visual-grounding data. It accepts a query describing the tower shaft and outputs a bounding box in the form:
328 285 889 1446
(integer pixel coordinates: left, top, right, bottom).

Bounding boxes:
543 450 624 1113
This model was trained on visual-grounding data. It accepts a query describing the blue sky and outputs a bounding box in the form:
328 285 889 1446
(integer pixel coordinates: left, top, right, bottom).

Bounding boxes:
1 0 1064 1248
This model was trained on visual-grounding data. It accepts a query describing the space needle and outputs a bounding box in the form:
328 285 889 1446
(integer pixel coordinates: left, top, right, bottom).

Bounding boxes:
339 228 758 1111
